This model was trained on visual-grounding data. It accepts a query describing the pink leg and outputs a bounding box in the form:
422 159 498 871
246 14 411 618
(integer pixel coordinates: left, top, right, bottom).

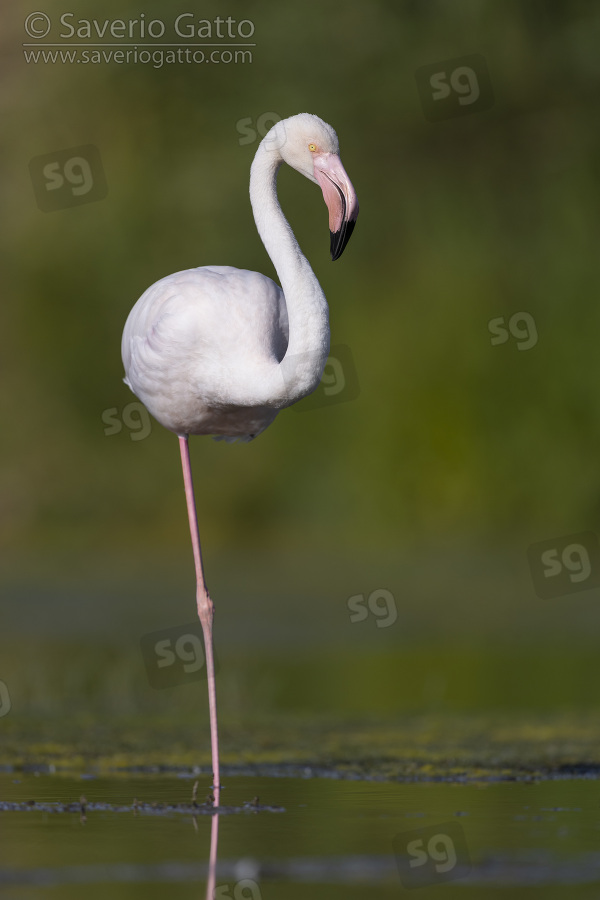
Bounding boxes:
178 435 221 806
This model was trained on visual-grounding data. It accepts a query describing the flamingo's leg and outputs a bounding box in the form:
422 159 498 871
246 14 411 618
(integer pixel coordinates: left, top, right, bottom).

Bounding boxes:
178 435 220 807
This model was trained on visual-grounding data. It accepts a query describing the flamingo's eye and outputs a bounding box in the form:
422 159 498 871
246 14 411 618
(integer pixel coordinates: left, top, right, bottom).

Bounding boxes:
308 143 317 152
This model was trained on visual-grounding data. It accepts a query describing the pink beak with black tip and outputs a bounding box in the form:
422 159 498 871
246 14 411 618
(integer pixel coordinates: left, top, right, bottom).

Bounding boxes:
313 153 359 261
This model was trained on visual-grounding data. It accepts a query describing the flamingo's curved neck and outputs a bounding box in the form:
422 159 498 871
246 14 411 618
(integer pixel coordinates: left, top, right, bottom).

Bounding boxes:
250 141 330 405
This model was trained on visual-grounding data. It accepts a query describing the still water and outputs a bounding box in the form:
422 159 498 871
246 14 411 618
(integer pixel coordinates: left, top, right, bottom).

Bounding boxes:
1 772 600 899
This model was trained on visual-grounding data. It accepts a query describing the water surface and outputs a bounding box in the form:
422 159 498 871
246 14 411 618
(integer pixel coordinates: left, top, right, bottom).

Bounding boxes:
2 772 600 898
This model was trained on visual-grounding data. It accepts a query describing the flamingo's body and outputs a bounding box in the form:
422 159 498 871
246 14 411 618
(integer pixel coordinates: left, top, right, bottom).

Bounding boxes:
123 265 288 439
121 113 358 808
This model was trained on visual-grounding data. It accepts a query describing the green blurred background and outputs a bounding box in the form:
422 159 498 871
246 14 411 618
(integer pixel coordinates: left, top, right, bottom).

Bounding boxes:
3 0 600 749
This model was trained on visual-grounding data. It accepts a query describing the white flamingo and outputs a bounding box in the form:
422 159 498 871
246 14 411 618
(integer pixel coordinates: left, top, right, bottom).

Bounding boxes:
121 113 359 809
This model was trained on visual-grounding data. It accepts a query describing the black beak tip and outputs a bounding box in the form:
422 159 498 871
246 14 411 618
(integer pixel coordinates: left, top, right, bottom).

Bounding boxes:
330 217 357 261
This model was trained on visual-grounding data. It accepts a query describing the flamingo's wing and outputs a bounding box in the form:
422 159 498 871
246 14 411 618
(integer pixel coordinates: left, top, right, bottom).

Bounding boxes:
122 266 287 437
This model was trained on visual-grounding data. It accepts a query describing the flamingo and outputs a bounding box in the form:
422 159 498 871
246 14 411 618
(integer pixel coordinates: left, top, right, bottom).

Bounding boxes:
121 113 359 809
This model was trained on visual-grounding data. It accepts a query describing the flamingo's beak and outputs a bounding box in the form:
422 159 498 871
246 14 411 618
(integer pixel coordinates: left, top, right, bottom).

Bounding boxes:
313 153 359 261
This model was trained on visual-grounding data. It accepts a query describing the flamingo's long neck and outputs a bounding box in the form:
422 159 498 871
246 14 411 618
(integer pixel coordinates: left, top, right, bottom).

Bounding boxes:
250 141 330 405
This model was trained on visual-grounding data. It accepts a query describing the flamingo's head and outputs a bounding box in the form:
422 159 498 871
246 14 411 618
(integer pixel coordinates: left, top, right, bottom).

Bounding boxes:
269 113 359 261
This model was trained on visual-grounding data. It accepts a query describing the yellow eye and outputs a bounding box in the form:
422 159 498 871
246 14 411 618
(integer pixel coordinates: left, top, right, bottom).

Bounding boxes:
308 143 317 152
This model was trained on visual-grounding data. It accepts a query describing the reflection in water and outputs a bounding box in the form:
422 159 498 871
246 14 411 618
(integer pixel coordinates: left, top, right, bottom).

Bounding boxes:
200 785 262 900
205 784 220 900
190 780 220 899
